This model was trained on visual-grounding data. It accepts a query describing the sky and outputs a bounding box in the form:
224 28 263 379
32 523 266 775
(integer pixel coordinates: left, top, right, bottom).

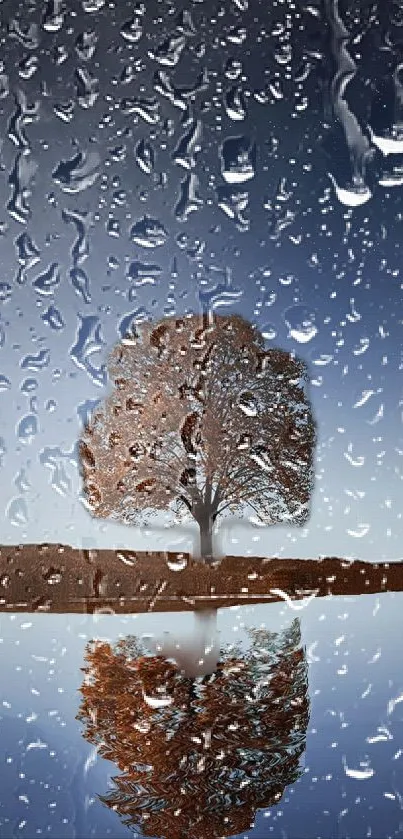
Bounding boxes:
0 0 403 559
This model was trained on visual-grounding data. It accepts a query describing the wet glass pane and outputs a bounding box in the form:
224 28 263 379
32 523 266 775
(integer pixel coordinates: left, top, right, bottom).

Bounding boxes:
1 0 403 837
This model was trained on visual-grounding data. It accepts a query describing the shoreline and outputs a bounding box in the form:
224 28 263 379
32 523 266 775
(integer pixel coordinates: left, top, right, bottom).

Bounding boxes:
0 544 402 612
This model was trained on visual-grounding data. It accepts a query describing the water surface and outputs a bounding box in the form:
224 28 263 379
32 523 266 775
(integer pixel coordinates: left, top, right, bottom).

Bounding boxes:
1 592 403 838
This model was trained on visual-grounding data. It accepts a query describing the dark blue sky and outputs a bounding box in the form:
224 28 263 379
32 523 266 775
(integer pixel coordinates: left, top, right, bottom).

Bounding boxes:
0 0 402 558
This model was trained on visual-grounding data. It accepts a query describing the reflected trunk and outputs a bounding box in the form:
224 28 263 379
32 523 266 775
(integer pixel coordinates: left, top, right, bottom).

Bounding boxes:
183 609 219 678
153 609 219 679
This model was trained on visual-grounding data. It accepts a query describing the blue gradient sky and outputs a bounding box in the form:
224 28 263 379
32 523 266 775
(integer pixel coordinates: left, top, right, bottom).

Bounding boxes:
0 0 402 559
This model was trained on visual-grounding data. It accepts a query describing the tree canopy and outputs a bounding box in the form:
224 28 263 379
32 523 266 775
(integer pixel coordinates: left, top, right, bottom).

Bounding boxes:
79 313 316 557
76 618 309 839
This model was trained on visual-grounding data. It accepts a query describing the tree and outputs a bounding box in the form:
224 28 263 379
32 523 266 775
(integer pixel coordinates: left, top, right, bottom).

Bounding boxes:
79 313 316 560
76 618 309 839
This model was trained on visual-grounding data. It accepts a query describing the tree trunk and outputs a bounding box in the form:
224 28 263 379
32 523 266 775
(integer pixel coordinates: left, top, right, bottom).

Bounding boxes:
198 514 214 561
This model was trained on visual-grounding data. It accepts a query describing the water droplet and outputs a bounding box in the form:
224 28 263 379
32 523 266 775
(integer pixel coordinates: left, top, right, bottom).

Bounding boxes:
116 551 137 567
118 308 151 343
19 55 39 80
54 100 75 123
17 413 38 443
21 377 38 394
9 19 40 50
41 304 65 331
261 323 277 340
70 267 91 303
127 261 162 285
62 208 91 265
172 119 202 169
39 445 75 496
135 138 155 174
165 553 188 572
224 57 243 80
8 152 38 223
328 172 372 207
150 34 186 67
347 523 370 538
8 89 39 150
224 85 247 121
75 30 98 60
343 757 374 780
53 44 69 66
176 9 196 36
20 349 50 371
120 14 143 43
6 495 29 526
77 398 102 430
220 135 256 184
15 232 40 270
75 68 99 109
199 268 243 316
142 691 173 709
130 216 168 248
238 392 258 417
217 185 250 230
175 173 203 221
15 467 31 493
153 67 208 111
0 283 12 302
43 567 63 585
0 374 11 392
42 0 66 32
121 96 160 124
284 305 318 344
82 0 105 12
70 314 107 386
227 26 247 45
53 148 100 193
0 67 9 98
32 262 61 295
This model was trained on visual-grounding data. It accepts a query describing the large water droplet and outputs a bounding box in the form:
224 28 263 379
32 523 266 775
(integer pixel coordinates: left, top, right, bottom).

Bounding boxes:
52 149 100 193
284 305 318 344
220 135 256 183
130 216 168 248
17 413 38 443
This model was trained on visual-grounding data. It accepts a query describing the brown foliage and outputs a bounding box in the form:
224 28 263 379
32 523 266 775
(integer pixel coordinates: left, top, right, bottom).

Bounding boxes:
79 314 316 555
76 619 310 839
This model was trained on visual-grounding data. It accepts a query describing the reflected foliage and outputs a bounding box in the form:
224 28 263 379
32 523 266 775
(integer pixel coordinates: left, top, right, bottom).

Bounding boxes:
77 618 309 838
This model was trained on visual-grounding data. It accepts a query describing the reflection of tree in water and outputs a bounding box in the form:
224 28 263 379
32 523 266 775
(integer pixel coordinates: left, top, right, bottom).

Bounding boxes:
76 618 309 839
